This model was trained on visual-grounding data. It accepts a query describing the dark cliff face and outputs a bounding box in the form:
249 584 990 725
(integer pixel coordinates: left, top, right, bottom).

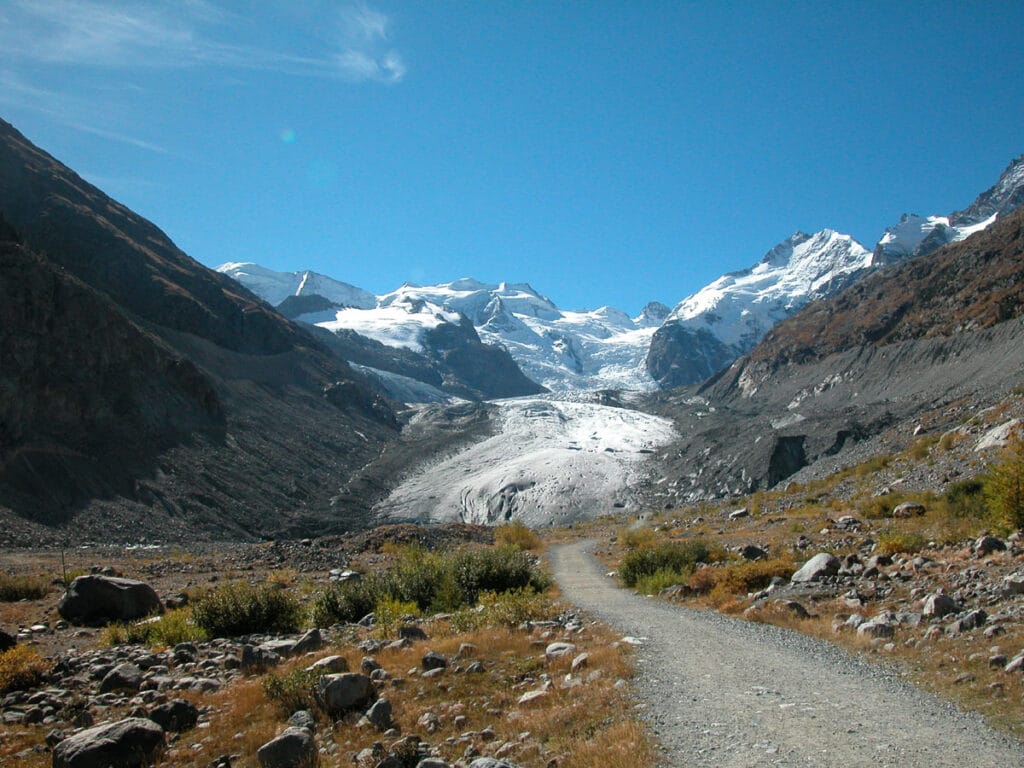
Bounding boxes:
0 240 224 515
645 323 737 389
0 119 402 544
0 118 305 355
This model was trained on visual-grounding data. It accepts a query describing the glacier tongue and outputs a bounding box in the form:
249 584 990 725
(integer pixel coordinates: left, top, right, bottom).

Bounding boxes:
373 396 676 526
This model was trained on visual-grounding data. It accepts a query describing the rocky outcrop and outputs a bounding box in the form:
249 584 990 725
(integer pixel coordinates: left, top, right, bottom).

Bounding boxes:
57 576 163 626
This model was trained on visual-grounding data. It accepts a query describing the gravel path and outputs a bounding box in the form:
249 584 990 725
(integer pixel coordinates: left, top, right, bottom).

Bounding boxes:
549 540 1024 768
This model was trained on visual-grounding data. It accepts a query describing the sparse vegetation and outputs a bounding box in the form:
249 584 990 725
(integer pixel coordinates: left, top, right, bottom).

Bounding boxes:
0 646 48 694
101 608 206 647
192 581 304 637
495 519 543 551
311 544 551 627
618 539 712 590
875 529 928 556
688 557 796 604
0 573 50 602
985 432 1024 530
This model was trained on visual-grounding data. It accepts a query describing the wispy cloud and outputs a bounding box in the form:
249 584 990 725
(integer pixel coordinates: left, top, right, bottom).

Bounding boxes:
0 70 170 154
0 0 407 83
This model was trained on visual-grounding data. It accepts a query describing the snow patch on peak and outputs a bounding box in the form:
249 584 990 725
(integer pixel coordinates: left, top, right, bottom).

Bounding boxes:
216 262 376 309
666 229 870 350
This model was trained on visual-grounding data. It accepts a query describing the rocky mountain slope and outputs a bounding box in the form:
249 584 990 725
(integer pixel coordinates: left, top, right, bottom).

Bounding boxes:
873 155 1024 264
0 118 407 545
647 155 1024 389
639 206 1024 506
647 229 872 388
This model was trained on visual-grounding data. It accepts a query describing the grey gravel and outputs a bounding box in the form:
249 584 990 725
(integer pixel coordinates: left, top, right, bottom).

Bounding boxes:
550 541 1024 768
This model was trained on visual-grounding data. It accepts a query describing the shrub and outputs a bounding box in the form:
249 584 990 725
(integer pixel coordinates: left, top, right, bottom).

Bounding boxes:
0 573 50 601
451 545 551 604
633 568 690 594
102 609 206 648
985 432 1024 529
263 667 320 716
876 529 928 556
0 646 48 693
374 595 419 638
616 526 657 550
449 588 553 632
191 582 303 637
944 478 987 518
311 545 551 627
687 557 795 600
311 578 376 628
495 520 542 551
618 540 710 588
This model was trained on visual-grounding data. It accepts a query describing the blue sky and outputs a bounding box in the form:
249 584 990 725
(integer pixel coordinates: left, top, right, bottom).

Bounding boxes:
2 1 1022 314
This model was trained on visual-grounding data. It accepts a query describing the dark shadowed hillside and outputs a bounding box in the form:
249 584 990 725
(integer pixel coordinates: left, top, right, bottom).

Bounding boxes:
0 120 405 545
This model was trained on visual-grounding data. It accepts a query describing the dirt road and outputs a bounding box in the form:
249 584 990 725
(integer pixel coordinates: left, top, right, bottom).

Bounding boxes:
549 540 1024 768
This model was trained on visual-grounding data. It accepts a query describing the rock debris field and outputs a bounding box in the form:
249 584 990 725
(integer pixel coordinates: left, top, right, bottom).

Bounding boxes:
549 540 1024 768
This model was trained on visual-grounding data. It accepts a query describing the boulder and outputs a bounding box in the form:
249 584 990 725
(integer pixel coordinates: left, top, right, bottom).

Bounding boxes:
365 698 393 731
305 655 348 674
469 758 525 768
317 673 374 716
256 726 317 768
0 629 16 652
922 593 961 619
147 699 198 733
857 616 895 638
950 609 987 634
52 717 165 768
57 576 162 626
975 536 1007 556
99 663 143 694
738 545 766 561
1002 572 1024 597
544 642 577 661
790 553 840 583
291 629 324 655
892 502 925 518
421 651 447 671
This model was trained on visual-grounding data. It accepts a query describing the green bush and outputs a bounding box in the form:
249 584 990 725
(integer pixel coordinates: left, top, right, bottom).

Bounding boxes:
0 573 50 601
311 545 550 627
944 478 987 518
263 667 320 716
191 582 303 637
985 433 1024 529
449 588 554 632
876 529 928 556
102 609 206 647
618 540 710 588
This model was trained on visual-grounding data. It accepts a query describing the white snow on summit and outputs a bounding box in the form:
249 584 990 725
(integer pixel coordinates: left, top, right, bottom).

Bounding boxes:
217 262 376 309
666 229 871 350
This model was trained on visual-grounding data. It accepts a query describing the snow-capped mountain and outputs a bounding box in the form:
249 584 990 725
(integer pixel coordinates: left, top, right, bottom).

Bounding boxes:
218 267 664 392
647 229 872 388
217 261 376 309
873 155 1024 264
